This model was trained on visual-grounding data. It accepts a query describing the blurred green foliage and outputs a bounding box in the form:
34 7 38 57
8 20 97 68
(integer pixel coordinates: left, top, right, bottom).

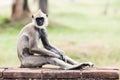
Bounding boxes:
0 0 120 68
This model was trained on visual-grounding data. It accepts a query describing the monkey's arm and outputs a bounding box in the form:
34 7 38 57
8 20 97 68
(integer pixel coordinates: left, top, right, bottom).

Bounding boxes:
28 32 60 58
40 29 65 59
31 48 60 58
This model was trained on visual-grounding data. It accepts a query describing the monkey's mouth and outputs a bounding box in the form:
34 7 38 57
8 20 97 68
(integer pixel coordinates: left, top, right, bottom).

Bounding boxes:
36 17 44 26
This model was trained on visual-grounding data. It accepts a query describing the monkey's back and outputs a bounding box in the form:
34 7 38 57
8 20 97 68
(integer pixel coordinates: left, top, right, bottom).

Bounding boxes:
17 23 38 60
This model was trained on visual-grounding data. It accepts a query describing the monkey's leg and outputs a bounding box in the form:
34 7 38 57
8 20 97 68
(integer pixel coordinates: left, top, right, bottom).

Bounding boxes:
48 57 91 70
64 56 79 65
64 56 94 69
21 56 50 68
48 57 72 69
21 55 78 69
66 62 94 70
21 56 93 70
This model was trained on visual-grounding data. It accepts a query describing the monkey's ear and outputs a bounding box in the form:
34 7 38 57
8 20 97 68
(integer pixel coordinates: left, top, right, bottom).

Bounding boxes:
32 15 34 18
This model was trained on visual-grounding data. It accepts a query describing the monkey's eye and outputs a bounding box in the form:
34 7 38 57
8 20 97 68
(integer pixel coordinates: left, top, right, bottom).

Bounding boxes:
36 17 44 26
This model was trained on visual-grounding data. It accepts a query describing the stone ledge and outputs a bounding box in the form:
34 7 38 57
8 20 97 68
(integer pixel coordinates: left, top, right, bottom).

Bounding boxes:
0 67 119 79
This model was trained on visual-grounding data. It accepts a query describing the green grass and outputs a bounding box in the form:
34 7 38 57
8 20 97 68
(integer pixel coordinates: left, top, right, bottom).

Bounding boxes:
0 0 120 68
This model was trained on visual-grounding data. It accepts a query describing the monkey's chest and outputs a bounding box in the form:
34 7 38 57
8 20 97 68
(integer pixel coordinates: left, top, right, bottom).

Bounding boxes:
34 28 45 39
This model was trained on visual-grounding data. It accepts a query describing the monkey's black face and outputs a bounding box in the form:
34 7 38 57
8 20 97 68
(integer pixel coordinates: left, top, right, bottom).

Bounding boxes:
36 17 44 26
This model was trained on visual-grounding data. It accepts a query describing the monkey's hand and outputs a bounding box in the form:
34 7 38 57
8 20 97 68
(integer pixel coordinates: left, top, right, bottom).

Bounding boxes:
57 50 66 61
49 48 66 61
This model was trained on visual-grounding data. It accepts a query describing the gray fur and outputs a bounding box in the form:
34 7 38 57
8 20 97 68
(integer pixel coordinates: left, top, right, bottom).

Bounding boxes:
17 10 93 69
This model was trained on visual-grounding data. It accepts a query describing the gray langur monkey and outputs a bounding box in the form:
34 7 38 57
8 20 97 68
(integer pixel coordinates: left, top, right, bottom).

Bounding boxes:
17 9 93 70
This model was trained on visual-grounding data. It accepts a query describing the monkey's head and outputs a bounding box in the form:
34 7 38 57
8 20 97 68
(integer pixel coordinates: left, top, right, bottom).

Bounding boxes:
32 9 48 28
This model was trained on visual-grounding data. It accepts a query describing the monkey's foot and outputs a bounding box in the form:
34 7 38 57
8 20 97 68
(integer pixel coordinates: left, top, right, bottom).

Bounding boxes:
66 62 94 70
